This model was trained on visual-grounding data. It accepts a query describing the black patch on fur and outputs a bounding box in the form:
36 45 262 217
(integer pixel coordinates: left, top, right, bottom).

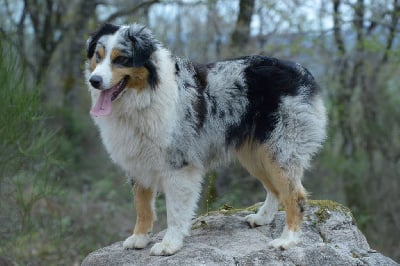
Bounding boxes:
226 55 318 145
127 27 155 66
299 201 305 213
192 93 207 131
168 149 188 169
192 63 211 131
127 26 159 89
86 23 120 59
113 56 134 67
207 93 218 115
143 61 159 89
193 64 209 91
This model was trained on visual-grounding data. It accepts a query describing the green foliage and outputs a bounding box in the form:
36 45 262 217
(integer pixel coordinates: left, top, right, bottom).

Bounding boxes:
0 52 134 263
0 40 65 263
0 46 132 263
0 48 47 173
205 171 217 212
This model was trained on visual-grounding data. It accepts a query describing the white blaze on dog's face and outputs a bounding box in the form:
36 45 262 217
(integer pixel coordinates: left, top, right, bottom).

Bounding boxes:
86 24 159 116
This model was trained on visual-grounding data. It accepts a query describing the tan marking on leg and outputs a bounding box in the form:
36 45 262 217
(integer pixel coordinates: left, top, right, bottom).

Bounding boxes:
281 185 306 231
236 140 279 197
258 150 307 232
237 140 307 232
133 183 155 235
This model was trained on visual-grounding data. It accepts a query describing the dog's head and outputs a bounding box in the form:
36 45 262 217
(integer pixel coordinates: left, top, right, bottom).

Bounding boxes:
86 23 159 116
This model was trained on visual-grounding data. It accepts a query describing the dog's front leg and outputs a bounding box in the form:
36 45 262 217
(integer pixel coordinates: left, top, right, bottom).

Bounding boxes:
123 182 155 249
150 169 203 256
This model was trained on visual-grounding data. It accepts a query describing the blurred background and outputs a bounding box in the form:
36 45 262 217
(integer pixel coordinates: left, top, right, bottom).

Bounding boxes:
0 0 399 264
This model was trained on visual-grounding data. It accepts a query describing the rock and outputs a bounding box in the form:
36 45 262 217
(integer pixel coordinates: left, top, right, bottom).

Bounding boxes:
82 200 399 266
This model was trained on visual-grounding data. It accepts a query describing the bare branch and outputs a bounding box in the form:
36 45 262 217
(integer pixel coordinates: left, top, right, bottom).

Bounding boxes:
100 0 206 23
24 0 40 35
2 0 19 28
332 0 346 55
381 0 400 64
102 0 161 23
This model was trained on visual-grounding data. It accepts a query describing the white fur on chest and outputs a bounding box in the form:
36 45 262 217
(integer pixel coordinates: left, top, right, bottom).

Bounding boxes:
93 88 178 185
90 48 179 188
94 113 168 186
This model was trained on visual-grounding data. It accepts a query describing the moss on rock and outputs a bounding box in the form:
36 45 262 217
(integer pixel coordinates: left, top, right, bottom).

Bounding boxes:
199 199 354 226
308 200 354 224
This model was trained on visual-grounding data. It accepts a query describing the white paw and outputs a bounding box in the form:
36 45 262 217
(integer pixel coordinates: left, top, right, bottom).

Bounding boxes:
268 230 300 250
245 213 274 228
123 234 150 249
268 238 296 249
149 240 183 256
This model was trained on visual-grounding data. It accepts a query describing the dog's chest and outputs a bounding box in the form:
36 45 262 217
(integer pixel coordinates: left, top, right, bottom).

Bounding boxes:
94 115 169 178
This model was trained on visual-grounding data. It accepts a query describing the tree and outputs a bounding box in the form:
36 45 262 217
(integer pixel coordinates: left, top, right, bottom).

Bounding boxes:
0 0 164 105
330 0 400 255
230 0 255 50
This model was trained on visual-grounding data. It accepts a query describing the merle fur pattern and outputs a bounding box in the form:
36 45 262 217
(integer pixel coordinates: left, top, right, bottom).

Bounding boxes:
167 55 323 171
85 23 327 255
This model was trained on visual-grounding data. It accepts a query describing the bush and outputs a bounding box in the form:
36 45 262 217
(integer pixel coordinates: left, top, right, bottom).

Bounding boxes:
0 40 63 264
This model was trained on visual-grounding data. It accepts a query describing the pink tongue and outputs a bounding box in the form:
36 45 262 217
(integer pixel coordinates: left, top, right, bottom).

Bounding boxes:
90 89 114 116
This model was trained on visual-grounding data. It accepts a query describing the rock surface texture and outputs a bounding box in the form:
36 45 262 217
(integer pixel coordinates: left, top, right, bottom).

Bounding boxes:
82 200 399 266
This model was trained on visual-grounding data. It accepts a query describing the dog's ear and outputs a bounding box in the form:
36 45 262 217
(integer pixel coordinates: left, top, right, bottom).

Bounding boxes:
128 26 157 67
86 23 120 59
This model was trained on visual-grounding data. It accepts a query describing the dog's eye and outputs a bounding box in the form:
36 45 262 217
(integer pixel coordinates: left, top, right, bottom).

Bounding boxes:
95 52 102 63
113 56 132 67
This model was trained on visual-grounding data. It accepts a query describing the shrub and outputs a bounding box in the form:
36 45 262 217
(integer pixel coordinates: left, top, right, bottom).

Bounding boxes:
0 40 63 264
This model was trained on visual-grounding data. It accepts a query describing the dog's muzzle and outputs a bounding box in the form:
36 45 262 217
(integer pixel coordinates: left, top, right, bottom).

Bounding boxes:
89 75 103 89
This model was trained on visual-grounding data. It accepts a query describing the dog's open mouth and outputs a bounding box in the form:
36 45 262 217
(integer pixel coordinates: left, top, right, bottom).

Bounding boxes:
90 76 129 117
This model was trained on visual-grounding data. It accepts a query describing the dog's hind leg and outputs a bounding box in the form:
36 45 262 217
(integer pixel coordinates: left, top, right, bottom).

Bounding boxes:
150 168 203 256
237 142 306 249
263 155 307 250
123 182 155 249
236 141 279 228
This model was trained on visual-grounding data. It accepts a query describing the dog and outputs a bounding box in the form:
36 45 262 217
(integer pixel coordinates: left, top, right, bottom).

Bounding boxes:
85 23 327 256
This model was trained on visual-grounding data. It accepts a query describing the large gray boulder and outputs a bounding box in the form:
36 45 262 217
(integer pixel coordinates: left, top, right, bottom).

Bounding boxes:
82 200 399 266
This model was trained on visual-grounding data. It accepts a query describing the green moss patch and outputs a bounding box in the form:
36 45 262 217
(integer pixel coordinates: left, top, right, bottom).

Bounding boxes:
202 202 263 217
308 200 354 224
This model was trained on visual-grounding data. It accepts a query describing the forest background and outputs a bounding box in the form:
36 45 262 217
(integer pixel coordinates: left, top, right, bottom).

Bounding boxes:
0 0 399 265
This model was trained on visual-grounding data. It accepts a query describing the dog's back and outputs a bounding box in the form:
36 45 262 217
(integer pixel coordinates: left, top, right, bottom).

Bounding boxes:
170 55 326 171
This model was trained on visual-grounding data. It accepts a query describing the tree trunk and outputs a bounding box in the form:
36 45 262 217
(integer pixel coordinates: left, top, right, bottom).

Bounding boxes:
230 0 255 50
62 0 98 107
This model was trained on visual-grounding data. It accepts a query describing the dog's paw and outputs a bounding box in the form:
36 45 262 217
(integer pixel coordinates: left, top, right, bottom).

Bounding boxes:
149 240 183 256
245 213 273 228
123 234 150 249
244 213 267 228
268 231 300 250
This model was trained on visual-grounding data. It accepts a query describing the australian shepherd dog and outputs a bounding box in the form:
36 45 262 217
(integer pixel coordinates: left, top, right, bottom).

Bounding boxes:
85 23 327 256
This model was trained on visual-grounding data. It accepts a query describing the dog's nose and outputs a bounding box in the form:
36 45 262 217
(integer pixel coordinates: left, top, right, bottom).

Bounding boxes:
89 75 103 89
